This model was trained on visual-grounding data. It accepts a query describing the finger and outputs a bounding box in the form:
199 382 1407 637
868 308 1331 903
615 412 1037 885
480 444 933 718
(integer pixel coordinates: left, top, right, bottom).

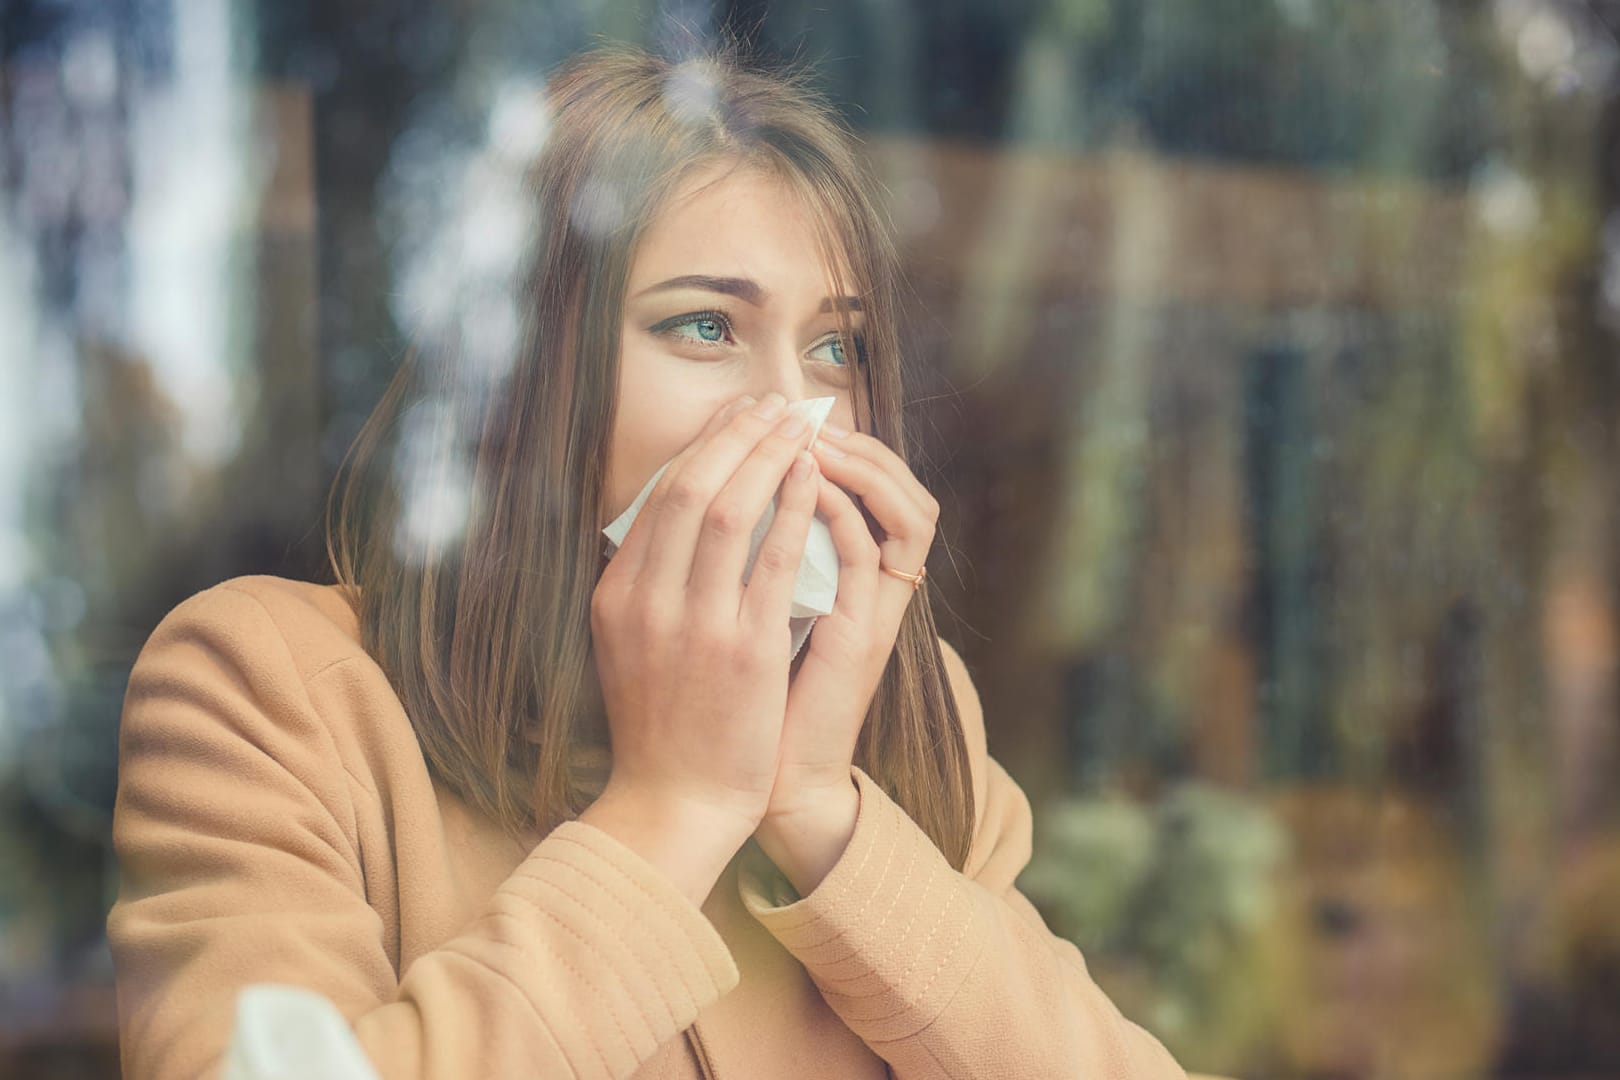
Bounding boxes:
812 475 881 623
607 393 756 580
632 394 793 589
688 409 819 610
739 449 819 630
815 427 937 518
811 440 936 560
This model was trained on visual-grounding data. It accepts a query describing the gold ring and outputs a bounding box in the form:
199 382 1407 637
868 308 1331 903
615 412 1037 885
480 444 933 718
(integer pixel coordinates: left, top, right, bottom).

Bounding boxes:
879 562 927 590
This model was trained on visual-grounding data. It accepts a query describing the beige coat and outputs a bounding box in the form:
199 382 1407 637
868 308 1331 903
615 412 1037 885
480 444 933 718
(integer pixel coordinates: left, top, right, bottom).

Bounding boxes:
107 575 1184 1079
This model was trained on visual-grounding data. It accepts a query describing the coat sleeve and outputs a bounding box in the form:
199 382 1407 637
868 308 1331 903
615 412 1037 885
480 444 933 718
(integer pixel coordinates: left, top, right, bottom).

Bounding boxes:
736 642 1184 1079
107 583 738 1080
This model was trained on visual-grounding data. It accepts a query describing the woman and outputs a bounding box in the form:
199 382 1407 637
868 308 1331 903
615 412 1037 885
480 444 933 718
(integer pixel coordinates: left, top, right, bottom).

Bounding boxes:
107 44 1184 1079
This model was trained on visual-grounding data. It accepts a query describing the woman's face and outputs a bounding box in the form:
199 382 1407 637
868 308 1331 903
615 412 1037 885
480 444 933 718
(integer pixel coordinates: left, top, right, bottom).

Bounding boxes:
603 162 865 525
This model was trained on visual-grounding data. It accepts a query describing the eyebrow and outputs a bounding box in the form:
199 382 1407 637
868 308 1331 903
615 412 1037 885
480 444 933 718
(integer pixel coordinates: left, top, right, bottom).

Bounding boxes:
634 274 863 313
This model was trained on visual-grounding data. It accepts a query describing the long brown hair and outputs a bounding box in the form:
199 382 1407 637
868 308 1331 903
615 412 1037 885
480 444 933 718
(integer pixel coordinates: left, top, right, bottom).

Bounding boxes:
324 43 976 869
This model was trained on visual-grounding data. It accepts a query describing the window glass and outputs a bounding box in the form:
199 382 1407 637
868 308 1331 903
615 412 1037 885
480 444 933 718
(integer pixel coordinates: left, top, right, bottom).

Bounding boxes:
3 2 1619 1074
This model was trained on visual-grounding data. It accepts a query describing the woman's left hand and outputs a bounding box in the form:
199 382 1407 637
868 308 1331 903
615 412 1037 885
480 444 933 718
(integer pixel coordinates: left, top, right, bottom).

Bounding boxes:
752 422 938 891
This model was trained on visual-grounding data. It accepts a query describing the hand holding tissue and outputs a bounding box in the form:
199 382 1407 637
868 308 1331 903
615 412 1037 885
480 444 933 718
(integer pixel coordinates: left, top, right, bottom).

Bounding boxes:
602 397 841 660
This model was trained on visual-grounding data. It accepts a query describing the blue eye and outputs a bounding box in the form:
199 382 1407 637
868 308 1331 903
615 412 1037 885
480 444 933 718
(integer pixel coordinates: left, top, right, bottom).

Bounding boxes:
809 335 865 367
653 311 732 345
687 317 724 342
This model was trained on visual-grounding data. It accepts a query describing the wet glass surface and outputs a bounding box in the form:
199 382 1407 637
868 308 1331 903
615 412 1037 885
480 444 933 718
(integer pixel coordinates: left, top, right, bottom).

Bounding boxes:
4 1 1620 1076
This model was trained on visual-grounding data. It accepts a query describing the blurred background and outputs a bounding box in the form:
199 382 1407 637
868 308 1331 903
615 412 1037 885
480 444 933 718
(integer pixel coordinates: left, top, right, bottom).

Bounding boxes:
4 0 1620 1076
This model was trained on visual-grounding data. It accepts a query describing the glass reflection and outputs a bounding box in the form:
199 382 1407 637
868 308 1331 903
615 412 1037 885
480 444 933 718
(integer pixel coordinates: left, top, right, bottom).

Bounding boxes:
2 0 1620 1076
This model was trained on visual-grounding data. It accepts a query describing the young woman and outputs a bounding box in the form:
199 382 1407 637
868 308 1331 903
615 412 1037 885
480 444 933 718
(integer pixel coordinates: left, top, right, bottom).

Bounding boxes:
107 45 1184 1080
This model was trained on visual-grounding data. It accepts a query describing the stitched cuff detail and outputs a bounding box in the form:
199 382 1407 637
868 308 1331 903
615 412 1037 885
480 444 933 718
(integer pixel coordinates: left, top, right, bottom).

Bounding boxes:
486 819 740 1063
737 767 989 1042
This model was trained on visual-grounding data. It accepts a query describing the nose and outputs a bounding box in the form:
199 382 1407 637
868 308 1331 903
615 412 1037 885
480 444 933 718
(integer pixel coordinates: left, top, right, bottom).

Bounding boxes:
744 333 812 404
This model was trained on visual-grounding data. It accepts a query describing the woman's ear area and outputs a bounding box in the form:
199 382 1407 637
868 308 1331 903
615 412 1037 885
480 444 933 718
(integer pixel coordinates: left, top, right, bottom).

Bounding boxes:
936 636 989 836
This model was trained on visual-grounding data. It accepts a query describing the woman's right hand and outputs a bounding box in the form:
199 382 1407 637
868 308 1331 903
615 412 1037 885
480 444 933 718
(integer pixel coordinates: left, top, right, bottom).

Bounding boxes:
587 391 821 850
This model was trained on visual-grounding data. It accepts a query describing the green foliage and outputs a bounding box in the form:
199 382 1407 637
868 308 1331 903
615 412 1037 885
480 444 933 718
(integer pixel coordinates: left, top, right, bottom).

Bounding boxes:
1019 784 1289 1065
1020 0 1500 177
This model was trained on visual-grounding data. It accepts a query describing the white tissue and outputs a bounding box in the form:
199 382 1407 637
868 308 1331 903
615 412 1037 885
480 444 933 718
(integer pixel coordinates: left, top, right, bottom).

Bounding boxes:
221 984 381 1080
603 396 840 659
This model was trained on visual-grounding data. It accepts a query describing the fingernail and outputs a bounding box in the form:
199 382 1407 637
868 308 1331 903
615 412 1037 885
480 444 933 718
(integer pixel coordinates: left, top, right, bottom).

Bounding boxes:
814 439 846 458
777 412 809 438
820 421 851 439
791 451 814 479
753 392 787 419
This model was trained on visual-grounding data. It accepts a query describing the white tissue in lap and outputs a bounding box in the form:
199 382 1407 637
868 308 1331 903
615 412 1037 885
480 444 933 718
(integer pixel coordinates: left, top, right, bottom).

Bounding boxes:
602 397 840 657
222 984 381 1080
